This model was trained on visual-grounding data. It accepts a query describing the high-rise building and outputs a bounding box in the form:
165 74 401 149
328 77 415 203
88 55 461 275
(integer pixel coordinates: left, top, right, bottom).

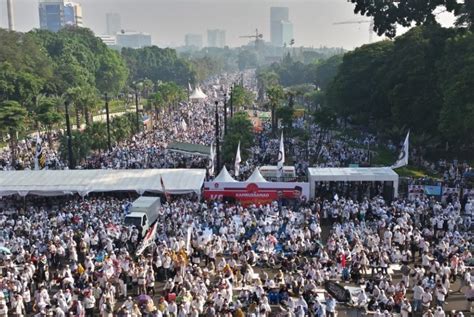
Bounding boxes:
270 7 293 47
116 31 152 49
281 21 294 47
39 0 65 32
185 34 203 49
106 13 121 35
207 29 226 48
64 2 83 27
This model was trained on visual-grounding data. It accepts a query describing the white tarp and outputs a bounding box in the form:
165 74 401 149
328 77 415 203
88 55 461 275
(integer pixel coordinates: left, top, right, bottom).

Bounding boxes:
246 168 268 183
0 169 206 197
189 87 207 100
307 167 399 198
214 166 237 182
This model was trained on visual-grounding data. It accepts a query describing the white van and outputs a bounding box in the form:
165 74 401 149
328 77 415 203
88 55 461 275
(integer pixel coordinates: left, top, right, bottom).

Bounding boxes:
124 197 161 237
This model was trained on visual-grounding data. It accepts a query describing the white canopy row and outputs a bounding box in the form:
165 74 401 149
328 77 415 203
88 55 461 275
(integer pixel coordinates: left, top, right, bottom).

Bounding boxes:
214 166 268 183
307 167 399 198
0 169 206 197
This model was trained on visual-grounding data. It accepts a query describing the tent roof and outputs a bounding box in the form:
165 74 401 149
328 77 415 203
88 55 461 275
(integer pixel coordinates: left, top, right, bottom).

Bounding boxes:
190 86 207 100
214 166 237 182
246 168 268 183
307 167 398 182
0 169 206 197
167 142 210 157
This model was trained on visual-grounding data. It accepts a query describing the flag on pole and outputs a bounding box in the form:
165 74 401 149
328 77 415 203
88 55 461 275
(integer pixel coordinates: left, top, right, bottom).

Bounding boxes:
208 143 215 176
277 132 285 178
391 131 410 169
136 222 158 256
186 225 193 255
234 141 241 177
34 134 45 170
160 175 170 201
181 119 188 131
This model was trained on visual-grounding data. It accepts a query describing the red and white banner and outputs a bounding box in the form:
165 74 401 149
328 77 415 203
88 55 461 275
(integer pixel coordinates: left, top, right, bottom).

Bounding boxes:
136 222 157 256
203 181 309 206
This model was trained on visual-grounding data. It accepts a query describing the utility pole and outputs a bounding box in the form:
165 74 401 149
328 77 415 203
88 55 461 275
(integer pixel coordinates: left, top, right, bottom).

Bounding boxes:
215 101 220 172
223 93 228 135
7 0 14 31
104 93 111 151
65 101 75 169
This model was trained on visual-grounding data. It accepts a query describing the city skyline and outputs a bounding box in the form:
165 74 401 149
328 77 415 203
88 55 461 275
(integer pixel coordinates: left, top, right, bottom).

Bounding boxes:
1 0 456 49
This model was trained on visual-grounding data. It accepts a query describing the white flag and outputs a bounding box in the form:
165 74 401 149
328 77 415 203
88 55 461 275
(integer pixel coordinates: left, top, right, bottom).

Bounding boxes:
234 141 241 177
208 143 215 176
277 132 285 178
391 131 409 169
181 119 188 131
186 225 193 255
334 193 339 201
34 134 43 171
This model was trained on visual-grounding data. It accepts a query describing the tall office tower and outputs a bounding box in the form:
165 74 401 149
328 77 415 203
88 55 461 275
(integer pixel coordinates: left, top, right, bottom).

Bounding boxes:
281 21 294 47
64 2 83 27
270 7 293 47
207 29 226 48
39 0 65 32
185 33 203 49
106 13 121 35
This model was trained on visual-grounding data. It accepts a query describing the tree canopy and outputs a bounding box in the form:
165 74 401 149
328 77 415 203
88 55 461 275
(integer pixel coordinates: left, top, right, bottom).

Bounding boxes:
326 25 474 151
349 0 474 38
122 46 195 85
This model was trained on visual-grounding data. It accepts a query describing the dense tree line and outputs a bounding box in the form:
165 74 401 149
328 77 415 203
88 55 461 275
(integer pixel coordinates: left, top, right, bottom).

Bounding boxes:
122 46 195 86
0 27 200 166
327 25 474 151
259 53 343 88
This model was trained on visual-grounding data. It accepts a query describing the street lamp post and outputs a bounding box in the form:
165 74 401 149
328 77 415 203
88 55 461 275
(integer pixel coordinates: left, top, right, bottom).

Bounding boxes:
215 101 220 172
230 85 234 118
135 89 140 133
104 92 112 151
64 101 75 169
223 93 228 135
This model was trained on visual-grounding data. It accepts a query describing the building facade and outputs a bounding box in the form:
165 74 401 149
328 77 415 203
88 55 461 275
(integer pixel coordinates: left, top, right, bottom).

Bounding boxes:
185 34 203 49
270 7 293 47
281 21 294 47
106 13 121 35
64 2 83 27
116 32 152 49
207 29 226 48
39 0 65 32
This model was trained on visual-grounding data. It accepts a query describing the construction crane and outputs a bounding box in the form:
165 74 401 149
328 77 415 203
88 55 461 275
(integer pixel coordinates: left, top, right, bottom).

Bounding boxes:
333 19 375 43
240 29 263 48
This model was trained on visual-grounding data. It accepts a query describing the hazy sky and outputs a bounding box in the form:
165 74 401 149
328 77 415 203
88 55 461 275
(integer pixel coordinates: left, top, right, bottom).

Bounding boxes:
0 0 456 49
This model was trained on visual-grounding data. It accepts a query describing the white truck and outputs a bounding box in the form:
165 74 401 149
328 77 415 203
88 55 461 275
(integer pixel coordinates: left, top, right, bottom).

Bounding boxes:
124 197 161 237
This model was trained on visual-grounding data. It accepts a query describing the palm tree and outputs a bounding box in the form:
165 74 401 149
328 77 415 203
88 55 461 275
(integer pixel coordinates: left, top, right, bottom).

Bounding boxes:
37 97 63 147
0 101 28 167
266 85 285 133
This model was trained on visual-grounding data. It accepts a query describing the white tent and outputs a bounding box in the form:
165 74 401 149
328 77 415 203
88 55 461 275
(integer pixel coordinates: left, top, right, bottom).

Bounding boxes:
246 168 268 183
0 169 206 197
214 166 238 182
189 86 207 100
307 167 399 198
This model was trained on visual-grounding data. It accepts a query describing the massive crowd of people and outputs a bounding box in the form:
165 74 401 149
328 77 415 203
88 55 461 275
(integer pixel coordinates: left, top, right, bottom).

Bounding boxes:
0 188 472 316
0 71 473 317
